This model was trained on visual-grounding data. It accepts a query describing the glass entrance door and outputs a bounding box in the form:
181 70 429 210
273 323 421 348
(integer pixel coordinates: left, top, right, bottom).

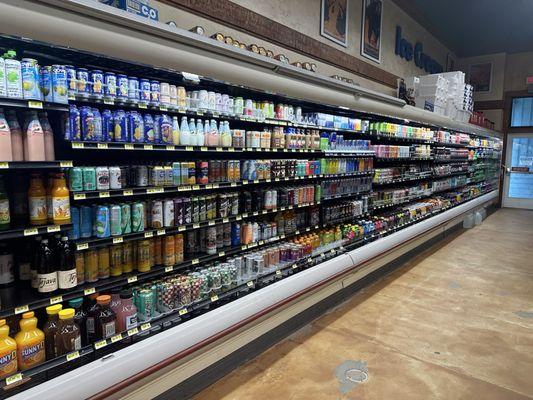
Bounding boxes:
503 133 533 209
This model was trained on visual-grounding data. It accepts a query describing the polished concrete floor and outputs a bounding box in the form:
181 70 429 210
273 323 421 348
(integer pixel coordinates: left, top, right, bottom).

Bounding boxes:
194 208 533 400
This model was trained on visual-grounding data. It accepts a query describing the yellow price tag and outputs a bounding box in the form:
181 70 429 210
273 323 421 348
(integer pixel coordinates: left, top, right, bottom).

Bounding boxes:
157 229 166 235
165 266 173 272
99 191 110 198
208 221 215 226
185 146 193 151
292 264 298 269
72 142 85 149
192 185 200 190
218 251 225 257
111 334 122 343
77 243 89 251
127 276 138 283
166 145 175 151
66 351 80 361
147 187 164 194
200 146 208 151
94 340 107 350
258 240 264 245
144 144 153 150
247 281 254 288
103 99 114 105
5 373 23 386
28 100 43 109
179 308 188 316
216 147 223 152
159 106 168 111
192 259 199 265
60 161 73 168
228 147 235 152
0 162 8 169
74 193 86 200
47 225 61 233
50 295 63 305
193 223 200 229
23 228 38 236
276 270 282 276
211 295 219 302
113 237 123 244
144 231 154 238
123 190 133 196
124 144 134 150
128 327 139 336
14 305 29 314
138 103 148 109
178 226 186 232
231 182 237 187
84 287 96 296
140 323 151 331
97 143 108 149
241 245 248 250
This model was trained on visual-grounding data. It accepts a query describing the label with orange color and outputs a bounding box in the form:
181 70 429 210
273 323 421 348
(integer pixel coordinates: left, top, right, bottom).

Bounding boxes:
18 341 44 370
0 350 17 378
52 196 71 223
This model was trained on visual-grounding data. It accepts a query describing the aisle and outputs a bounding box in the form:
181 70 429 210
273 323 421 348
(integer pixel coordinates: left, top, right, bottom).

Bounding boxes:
193 209 533 400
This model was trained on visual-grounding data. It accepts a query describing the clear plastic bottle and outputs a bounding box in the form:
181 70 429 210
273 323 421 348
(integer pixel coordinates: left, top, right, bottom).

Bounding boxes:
55 308 81 356
116 289 138 332
43 304 62 360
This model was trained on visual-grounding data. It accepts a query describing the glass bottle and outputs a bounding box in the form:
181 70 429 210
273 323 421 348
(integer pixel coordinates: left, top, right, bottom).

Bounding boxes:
36 238 58 294
58 236 77 291
28 173 47 226
0 176 10 231
43 304 62 360
179 116 190 145
0 108 13 161
85 293 100 344
51 172 71 225
0 243 14 287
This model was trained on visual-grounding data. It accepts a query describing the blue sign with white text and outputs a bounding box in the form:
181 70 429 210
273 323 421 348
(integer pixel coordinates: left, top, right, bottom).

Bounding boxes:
98 0 159 21
395 26 443 74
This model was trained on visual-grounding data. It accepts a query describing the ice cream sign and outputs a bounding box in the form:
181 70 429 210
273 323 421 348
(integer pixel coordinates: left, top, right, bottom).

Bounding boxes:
395 26 443 74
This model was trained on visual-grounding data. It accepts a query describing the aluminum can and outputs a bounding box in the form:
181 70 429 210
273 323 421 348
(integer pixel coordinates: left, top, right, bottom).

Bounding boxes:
92 108 103 142
76 67 89 97
40 65 53 102
104 72 117 99
69 167 83 192
90 70 104 98
95 205 110 238
163 199 175 227
139 79 151 103
110 205 122 236
80 205 93 238
109 166 122 189
96 166 110 190
128 76 139 101
66 65 77 96
143 113 155 143
150 200 163 228
50 66 68 104
129 111 144 142
117 74 128 99
82 167 96 191
132 202 145 232
121 203 132 234
80 106 95 141
150 80 161 105
101 109 113 142
113 109 128 142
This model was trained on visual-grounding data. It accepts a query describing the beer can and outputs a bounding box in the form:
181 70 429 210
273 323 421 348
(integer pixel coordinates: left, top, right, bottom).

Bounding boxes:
137 240 151 272
110 205 122 236
174 234 184 263
96 166 110 190
153 237 162 265
150 200 163 229
163 199 175 227
121 203 132 234
122 242 134 273
84 249 99 283
110 244 123 276
132 202 145 232
109 166 122 189
95 205 110 238
136 165 148 187
163 236 175 267
191 197 199 223
182 198 192 224
98 247 110 279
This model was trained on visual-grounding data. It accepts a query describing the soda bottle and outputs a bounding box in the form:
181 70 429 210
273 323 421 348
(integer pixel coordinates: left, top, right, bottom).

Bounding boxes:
6 110 23 161
38 112 55 161
24 111 45 161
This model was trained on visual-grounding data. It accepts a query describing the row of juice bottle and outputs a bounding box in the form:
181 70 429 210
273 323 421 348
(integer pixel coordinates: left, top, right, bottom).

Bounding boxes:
0 172 71 231
0 109 56 162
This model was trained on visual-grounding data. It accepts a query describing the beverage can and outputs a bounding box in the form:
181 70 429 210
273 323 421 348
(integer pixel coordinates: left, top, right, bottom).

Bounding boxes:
117 74 128 99
70 206 80 240
160 82 170 105
76 68 89 97
113 109 128 142
82 167 96 191
98 247 110 279
131 202 145 232
137 240 151 272
80 205 93 238
22 58 42 100
92 108 103 142
122 242 133 273
95 205 110 238
90 70 104 98
136 165 148 187
143 114 154 143
80 106 95 141
169 85 178 106
109 166 122 189
96 166 110 190
84 249 98 283
69 105 81 141
153 114 161 144
139 79 151 103
110 205 122 236
129 111 144 143
40 65 53 102
101 109 113 142
110 244 123 276
128 77 139 101
69 167 83 191
104 72 117 99
150 200 163 228
66 65 77 96
121 203 132 234
150 80 161 105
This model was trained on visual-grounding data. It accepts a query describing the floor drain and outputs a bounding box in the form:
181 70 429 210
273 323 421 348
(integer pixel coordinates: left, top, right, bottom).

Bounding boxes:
345 368 368 383
334 360 369 394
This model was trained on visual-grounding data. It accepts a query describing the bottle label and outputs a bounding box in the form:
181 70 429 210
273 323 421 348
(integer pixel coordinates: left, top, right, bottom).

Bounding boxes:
29 196 47 222
19 262 31 281
27 122 44 138
31 268 38 288
86 317 95 334
19 341 45 369
103 321 116 339
0 350 17 377
72 335 81 351
52 196 71 221
125 313 138 330
0 199 10 225
37 271 58 293
58 268 77 289
0 254 14 285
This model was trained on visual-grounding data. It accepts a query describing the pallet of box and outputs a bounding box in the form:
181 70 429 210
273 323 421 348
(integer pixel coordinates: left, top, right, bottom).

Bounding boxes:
414 75 448 115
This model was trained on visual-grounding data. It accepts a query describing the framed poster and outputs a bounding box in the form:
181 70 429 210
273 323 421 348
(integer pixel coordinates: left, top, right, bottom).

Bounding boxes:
469 62 492 92
361 0 382 63
320 0 348 47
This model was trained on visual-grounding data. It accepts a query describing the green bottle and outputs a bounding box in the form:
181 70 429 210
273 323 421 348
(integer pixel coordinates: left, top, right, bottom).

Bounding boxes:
0 176 10 231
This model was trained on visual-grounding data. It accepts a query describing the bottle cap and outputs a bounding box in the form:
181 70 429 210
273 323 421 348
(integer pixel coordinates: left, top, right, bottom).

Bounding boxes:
88 293 100 301
46 304 63 315
68 297 83 308
58 308 75 320
0 319 5 327
96 295 111 305
22 311 35 319
119 289 133 299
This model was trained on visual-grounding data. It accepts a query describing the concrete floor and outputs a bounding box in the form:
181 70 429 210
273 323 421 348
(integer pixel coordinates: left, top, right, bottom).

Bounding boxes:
194 208 533 400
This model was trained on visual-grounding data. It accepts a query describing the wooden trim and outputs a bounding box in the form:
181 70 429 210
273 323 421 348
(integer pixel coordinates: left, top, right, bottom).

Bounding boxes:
475 100 504 110
158 0 399 88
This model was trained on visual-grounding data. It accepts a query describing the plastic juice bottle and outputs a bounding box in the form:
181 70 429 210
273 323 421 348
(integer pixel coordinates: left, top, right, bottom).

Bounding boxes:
15 312 45 370
116 289 137 332
43 304 62 360
55 308 81 356
0 109 13 161
0 319 17 378
24 111 45 161
52 172 71 225
109 288 122 316
4 51 22 99
28 173 47 226
94 295 116 340
0 177 10 231
38 112 55 161
6 110 23 161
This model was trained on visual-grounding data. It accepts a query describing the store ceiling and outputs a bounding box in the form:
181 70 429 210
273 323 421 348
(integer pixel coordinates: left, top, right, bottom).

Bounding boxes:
392 0 533 57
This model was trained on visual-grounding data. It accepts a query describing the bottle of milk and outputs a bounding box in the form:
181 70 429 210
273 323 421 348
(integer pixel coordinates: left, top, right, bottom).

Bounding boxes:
0 55 6 97
3 51 22 99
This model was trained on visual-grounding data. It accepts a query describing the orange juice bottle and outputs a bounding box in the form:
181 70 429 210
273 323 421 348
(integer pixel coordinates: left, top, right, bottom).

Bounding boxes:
52 172 71 225
15 312 45 370
28 173 47 226
0 319 17 378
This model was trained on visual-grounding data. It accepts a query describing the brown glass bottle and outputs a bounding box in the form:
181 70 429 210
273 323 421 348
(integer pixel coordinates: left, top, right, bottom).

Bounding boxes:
55 308 81 356
85 293 100 343
42 304 62 360
94 295 116 340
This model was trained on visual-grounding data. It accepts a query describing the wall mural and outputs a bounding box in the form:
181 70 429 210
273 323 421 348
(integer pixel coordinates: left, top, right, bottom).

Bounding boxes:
320 0 348 47
361 0 382 63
